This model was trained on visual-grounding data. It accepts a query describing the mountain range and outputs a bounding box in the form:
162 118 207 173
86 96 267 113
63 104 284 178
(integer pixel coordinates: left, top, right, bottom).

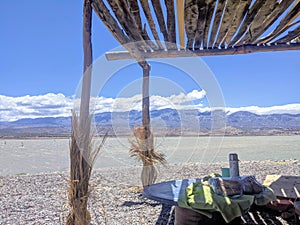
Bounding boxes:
0 109 300 137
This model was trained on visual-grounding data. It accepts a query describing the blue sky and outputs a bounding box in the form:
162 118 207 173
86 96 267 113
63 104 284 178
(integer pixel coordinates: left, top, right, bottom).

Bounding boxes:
0 1 300 121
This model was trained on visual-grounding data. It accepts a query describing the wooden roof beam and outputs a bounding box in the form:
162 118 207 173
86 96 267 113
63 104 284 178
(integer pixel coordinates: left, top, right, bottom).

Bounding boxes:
105 43 300 60
177 0 185 49
229 0 269 46
203 0 217 49
235 0 298 45
106 0 150 50
258 0 300 44
92 0 146 62
92 0 130 45
165 0 177 47
208 0 226 48
139 0 164 49
194 0 210 49
185 0 199 50
215 0 241 48
226 0 252 46
147 0 170 48
128 0 160 51
239 0 280 44
273 25 300 44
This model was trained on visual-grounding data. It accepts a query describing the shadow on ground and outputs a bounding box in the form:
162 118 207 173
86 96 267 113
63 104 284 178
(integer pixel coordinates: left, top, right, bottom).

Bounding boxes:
154 204 299 225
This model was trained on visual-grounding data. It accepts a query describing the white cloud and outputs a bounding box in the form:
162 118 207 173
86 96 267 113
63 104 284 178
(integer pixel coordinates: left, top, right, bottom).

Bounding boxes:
226 104 300 115
0 93 73 122
187 89 206 100
0 91 300 122
105 89 206 112
0 90 206 121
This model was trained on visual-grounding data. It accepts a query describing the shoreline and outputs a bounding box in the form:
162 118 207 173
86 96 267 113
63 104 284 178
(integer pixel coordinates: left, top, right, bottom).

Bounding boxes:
1 159 299 177
1 160 299 224
1 133 300 140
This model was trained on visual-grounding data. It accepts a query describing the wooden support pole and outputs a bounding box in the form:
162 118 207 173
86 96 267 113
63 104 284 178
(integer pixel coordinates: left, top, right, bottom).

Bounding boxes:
139 61 151 140
80 0 93 127
67 1 93 224
138 61 160 188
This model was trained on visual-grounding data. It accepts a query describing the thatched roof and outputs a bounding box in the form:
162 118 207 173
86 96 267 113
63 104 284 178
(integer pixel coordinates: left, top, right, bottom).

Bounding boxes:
90 0 300 61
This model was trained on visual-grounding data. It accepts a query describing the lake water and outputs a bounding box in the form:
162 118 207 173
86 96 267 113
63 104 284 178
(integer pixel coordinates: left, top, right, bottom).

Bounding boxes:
0 136 299 176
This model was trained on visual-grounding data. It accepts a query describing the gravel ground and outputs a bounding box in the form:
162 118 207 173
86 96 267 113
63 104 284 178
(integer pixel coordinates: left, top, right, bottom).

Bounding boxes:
0 160 299 225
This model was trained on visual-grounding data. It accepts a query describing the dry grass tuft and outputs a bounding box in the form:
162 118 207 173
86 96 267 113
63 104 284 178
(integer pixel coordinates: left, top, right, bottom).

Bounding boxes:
129 138 167 166
129 126 166 187
129 126 166 166
67 111 107 225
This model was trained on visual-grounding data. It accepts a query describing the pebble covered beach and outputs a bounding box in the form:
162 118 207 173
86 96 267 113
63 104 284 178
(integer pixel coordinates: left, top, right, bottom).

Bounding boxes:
0 160 299 225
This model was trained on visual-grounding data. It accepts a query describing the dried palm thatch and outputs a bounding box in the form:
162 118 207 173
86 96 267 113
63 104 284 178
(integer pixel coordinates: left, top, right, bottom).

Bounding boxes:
129 126 166 187
91 0 300 60
67 111 107 225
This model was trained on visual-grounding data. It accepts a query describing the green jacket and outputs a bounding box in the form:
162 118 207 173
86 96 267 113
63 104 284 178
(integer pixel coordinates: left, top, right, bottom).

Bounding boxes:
178 180 276 223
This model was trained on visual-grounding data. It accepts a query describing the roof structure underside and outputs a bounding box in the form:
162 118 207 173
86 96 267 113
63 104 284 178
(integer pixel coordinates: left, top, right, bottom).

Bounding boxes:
91 0 300 60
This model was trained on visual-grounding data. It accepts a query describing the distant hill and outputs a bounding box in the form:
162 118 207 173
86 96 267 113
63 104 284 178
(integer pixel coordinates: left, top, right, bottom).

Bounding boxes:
0 109 300 137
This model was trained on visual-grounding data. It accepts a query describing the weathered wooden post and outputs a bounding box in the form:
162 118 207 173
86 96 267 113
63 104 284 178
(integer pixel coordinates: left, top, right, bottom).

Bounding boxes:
80 0 93 127
67 0 93 224
130 61 166 187
139 61 158 187
140 61 151 142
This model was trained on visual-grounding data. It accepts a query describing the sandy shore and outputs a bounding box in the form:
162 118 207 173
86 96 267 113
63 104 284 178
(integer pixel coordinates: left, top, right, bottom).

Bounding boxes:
0 160 299 224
